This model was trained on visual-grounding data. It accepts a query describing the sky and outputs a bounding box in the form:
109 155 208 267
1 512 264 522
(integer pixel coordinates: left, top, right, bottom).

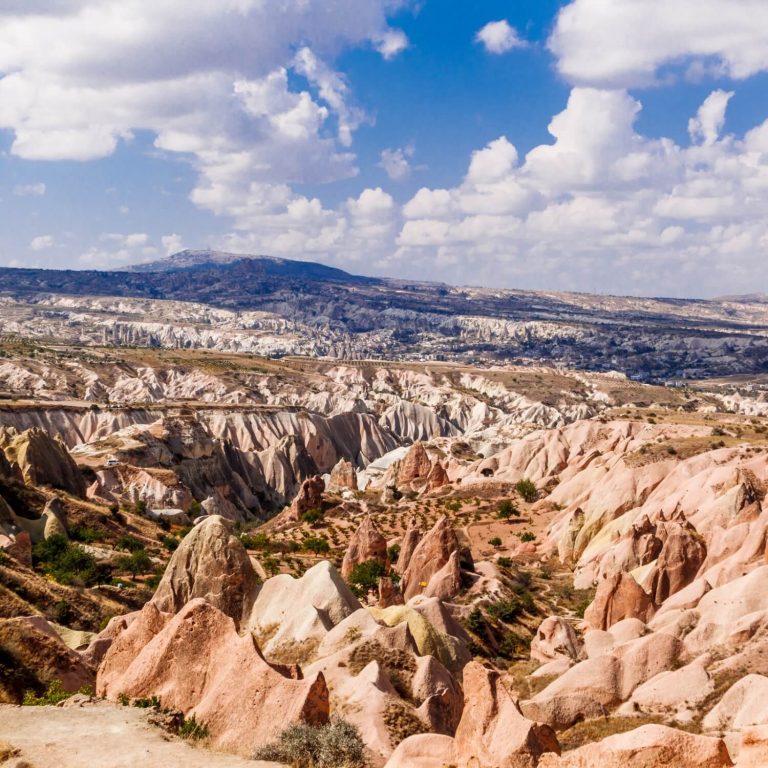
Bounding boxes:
1 1 768 298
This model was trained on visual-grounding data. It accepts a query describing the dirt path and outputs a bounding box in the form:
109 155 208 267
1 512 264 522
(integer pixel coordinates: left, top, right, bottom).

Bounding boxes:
0 701 281 768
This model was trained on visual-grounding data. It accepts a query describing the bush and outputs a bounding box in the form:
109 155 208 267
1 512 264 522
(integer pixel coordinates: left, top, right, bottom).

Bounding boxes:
32 534 109 587
497 556 513 569
69 525 100 543
23 679 93 706
254 716 366 768
303 536 330 554
387 543 401 563
497 500 520 519
347 559 387 598
116 549 152 579
116 535 144 553
179 714 209 741
160 535 178 552
488 537 502 547
514 479 538 503
518 531 535 543
241 532 271 550
301 508 324 525
134 499 147 516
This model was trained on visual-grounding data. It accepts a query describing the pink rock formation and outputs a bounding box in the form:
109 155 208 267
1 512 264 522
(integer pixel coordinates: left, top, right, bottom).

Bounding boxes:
384 734 456 768
426 461 449 492
327 458 358 492
584 572 655 631
151 515 259 629
396 443 432 488
396 517 422 573
531 617 582 665
97 599 329 756
424 550 462 600
378 576 403 608
287 475 325 522
341 515 388 580
537 724 732 768
649 519 707 604
453 661 560 767
401 516 461 601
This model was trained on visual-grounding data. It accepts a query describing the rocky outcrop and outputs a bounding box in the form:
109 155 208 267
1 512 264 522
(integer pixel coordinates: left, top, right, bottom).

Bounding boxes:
649 520 707 605
97 599 329 756
286 475 325 523
0 428 85 497
396 518 422 574
341 515 388 580
537 724 732 768
248 561 361 661
584 572 655 631
327 458 358 492
151 516 259 629
531 617 582 665
396 443 433 488
400 516 461 601
423 550 462 600
0 617 94 704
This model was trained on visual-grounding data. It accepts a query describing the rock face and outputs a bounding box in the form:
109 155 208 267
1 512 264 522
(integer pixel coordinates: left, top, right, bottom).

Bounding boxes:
97 599 329 756
327 458 358 492
401 516 461 601
537 724 732 768
0 617 94 704
649 520 707 605
341 515 388 580
584 572 655 631
424 550 462 600
151 516 259 629
396 443 433 488
396 518 422 573
0 428 85 497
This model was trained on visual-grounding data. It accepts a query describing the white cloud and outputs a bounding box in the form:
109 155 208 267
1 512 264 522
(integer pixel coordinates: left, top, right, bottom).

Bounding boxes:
379 146 414 181
688 90 734 146
393 87 768 296
550 0 768 86
161 234 184 256
0 0 406 228
475 20 527 55
13 182 46 196
30 235 54 251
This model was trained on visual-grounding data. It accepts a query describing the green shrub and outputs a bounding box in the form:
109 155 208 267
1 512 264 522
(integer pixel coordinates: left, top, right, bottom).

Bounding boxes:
488 537 502 547
179 714 209 741
518 531 536 543
160 535 178 552
241 532 271 550
116 549 152 579
514 479 538 503
301 508 324 525
303 536 330 554
132 695 161 709
23 679 93 706
347 559 386 598
387 543 401 563
497 500 520 519
134 499 147 516
497 557 513 569
32 534 109 587
254 716 365 768
69 525 100 543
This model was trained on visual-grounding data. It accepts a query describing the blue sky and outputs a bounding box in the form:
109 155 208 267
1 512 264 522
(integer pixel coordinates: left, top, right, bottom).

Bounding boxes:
1 0 768 298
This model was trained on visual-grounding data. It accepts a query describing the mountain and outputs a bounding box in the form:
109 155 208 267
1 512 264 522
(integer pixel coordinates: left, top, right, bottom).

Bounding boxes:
0 249 767 379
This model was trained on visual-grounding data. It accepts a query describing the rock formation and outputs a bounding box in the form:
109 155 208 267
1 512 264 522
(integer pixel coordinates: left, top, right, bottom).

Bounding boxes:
151 516 259 629
327 458 358 492
341 515 388 580
584 572 655 631
400 516 461 601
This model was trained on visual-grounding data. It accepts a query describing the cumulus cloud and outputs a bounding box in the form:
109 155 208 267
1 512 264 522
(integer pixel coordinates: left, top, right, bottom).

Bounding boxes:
30 235 54 251
550 0 768 86
13 183 46 197
475 20 527 54
162 234 184 256
0 0 407 228
379 146 414 181
393 88 768 296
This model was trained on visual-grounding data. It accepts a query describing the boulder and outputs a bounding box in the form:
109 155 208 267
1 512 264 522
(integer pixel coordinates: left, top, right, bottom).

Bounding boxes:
537 724 732 768
703 674 768 732
401 516 460 601
341 515 388 580
531 617 582 665
97 598 329 757
151 515 259 629
453 661 560 767
384 734 456 768
584 572 655 631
